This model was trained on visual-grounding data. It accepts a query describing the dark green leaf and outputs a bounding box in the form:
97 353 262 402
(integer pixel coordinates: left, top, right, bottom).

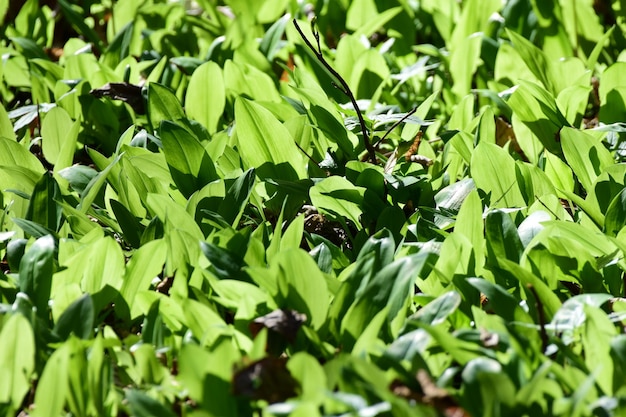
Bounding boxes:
53 294 94 341
18 235 55 318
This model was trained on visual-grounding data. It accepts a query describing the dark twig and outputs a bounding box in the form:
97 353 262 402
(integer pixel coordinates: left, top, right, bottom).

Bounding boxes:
293 18 377 164
373 106 418 149
294 140 318 165
527 284 549 354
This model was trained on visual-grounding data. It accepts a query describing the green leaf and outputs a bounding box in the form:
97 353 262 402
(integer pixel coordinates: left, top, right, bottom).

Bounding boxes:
506 29 556 94
341 251 435 347
186 61 225 134
310 176 365 227
41 106 73 166
561 127 614 193
57 0 104 50
260 13 289 61
507 81 568 155
485 209 524 264
462 357 516 415
287 352 327 404
110 199 144 248
605 188 626 237
582 305 615 395
32 340 69 417
470 142 525 208
0 314 35 409
79 153 123 213
126 390 177 417
273 249 329 330
148 83 186 130
0 102 16 140
53 293 94 340
19 234 55 317
409 291 461 326
218 168 256 226
0 136 45 175
234 97 305 180
26 171 62 232
352 6 402 38
160 120 219 198
497 258 561 320
120 239 167 315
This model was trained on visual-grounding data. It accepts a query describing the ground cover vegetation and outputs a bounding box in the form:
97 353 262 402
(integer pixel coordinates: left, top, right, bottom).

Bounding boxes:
1 0 626 415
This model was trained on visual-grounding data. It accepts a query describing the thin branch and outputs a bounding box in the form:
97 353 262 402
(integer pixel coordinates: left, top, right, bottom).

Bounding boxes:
293 18 377 164
373 106 418 149
294 140 318 165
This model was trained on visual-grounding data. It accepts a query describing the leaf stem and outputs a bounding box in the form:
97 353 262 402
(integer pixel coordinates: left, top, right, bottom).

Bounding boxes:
373 106 418 149
292 18 377 164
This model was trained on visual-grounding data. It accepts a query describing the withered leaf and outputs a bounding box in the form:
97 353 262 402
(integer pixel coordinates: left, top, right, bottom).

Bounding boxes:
249 309 307 344
232 357 299 403
391 370 471 417
90 82 145 114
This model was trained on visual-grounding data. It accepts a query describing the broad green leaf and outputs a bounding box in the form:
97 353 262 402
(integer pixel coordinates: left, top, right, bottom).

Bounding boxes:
110 199 144 248
455 189 485 271
126 390 177 417
160 120 219 198
146 193 203 241
507 81 569 155
0 103 16 140
53 293 94 340
544 152 575 196
467 278 532 323
41 106 73 165
587 26 614 70
259 12 289 61
419 323 488 365
186 61 225 134
26 171 62 232
0 314 35 409
0 136 45 174
287 352 327 404
497 258 561 320
224 60 282 103
515 161 556 205
506 29 556 94
557 85 591 126
470 142 525 208
32 340 69 417
598 62 626 124
450 0 500 48
54 236 125 296
450 32 483 99
605 188 626 237
148 83 185 130
274 249 329 330
341 251 435 347
234 97 305 180
178 340 239 415
120 239 167 315
58 0 103 50
582 305 615 395
328 230 395 336
310 176 365 227
19 234 55 317
218 168 256 226
133 344 166 384
462 357 516 415
79 153 122 213
409 291 461 326
561 127 614 193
